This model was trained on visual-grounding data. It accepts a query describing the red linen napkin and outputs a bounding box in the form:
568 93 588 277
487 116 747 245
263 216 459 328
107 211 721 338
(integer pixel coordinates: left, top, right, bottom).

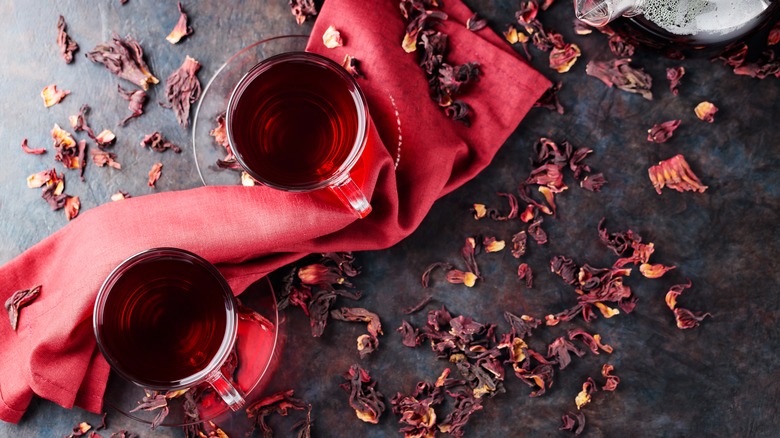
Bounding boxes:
0 0 549 423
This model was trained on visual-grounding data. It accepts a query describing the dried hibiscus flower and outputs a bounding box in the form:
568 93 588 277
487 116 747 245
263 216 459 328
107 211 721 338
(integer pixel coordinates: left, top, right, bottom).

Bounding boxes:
27 168 61 190
511 230 528 258
65 196 80 221
575 377 598 409
608 34 635 57
466 13 488 32
560 411 586 435
648 154 708 194
21 139 46 155
534 81 564 114
69 104 95 139
340 364 386 424
664 279 691 310
111 191 131 201
65 421 91 437
446 269 478 287
341 54 364 78
549 42 581 73
86 34 159 90
674 307 711 329
331 307 383 359
148 162 163 187
166 2 193 44
421 262 453 287
160 56 201 127
91 150 121 169
322 25 343 48
639 262 675 278
666 66 685 95
694 101 718 123
647 120 681 143
290 0 317 24
56 16 79 64
601 363 620 391
5 285 41 331
517 263 533 288
568 329 613 355
246 389 310 437
41 84 70 107
95 130 116 148
140 131 181 153
586 58 653 100
117 85 147 126
483 236 505 253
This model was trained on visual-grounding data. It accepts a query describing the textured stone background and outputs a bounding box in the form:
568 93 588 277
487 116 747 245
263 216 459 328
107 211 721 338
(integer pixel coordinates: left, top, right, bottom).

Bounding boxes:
1 0 778 436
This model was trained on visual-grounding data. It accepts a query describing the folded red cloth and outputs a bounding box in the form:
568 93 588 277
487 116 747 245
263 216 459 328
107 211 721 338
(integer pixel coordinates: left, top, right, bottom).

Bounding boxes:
0 0 549 423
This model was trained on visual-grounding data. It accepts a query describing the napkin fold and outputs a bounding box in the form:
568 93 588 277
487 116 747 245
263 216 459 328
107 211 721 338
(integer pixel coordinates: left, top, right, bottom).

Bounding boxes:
0 0 549 423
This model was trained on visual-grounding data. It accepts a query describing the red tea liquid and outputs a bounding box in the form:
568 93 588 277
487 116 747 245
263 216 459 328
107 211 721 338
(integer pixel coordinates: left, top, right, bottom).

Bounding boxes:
98 257 230 387
228 54 361 189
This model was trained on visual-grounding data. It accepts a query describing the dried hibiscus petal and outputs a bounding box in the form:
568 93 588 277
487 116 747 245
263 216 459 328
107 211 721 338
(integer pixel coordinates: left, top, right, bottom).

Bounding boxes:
5 285 41 331
568 329 613 354
27 168 61 190
111 191 131 201
769 21 780 45
56 16 79 64
504 311 541 339
608 34 635 57
41 84 70 108
21 139 46 155
648 154 708 194
560 411 586 435
246 389 309 437
665 279 691 310
322 25 343 48
289 0 317 25
694 101 718 123
86 34 159 90
340 364 386 424
95 130 116 148
165 2 193 44
398 320 422 347
575 377 598 409
580 173 607 192
639 262 675 278
148 162 163 187
117 85 147 126
666 66 685 95
66 421 91 437
511 230 528 258
601 363 620 391
421 262 453 288
160 56 201 128
517 263 533 288
91 150 121 169
483 236 505 253
585 58 653 100
341 54 364 78
549 43 581 73
674 307 711 329
547 337 586 369
647 119 681 143
466 13 488 31
534 81 564 114
130 391 169 429
330 307 383 359
141 131 181 153
69 104 95 139
446 270 478 287
64 195 80 221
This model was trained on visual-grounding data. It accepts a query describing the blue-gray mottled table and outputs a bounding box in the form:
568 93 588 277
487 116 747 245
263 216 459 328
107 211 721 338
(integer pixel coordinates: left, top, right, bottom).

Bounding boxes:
1 0 778 437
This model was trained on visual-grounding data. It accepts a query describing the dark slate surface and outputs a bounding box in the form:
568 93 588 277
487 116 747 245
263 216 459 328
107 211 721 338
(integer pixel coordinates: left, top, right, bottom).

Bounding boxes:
1 0 779 437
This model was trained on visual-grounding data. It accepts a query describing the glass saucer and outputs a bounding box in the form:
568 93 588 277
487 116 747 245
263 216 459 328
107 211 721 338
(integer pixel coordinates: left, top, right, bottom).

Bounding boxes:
191 35 309 187
102 276 280 427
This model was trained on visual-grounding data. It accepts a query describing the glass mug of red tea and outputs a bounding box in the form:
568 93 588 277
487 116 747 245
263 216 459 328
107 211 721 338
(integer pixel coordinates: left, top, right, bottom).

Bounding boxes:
93 248 245 411
226 52 372 218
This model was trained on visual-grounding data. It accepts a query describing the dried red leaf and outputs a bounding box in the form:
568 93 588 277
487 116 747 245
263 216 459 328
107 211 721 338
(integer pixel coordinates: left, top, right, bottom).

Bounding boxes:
534 81 564 114
147 162 163 187
517 263 533 288
41 84 70 107
91 150 121 169
86 34 159 90
166 2 193 44
694 101 718 123
289 0 318 25
666 66 685 95
340 364 386 424
140 131 181 153
647 119 681 143
648 154 708 194
64 195 80 221
550 43 581 73
585 58 653 100
56 15 79 64
5 285 41 331
639 262 676 278
160 56 201 128
117 85 147 126
601 363 620 391
21 139 46 155
674 307 711 329
466 13 488 31
341 54 364 78
322 25 343 48
560 411 586 435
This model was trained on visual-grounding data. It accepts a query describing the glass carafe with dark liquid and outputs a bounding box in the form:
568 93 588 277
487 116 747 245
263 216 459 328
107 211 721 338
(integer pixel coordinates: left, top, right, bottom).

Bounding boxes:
575 0 780 51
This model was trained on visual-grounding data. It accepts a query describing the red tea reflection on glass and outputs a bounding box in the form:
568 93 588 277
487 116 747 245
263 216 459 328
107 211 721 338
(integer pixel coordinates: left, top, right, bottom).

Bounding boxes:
96 251 233 387
228 53 363 190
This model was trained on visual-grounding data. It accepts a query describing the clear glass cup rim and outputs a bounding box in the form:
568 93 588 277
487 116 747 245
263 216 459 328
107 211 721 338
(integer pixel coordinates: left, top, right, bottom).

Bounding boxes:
93 247 238 391
225 51 370 192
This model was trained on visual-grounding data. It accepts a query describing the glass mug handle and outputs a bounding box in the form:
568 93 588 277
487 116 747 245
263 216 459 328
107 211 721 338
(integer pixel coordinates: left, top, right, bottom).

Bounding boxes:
206 369 245 411
329 174 372 218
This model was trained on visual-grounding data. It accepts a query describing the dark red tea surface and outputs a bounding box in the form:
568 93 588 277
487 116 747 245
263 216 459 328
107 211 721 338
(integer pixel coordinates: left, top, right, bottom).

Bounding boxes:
230 57 360 189
98 257 229 386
